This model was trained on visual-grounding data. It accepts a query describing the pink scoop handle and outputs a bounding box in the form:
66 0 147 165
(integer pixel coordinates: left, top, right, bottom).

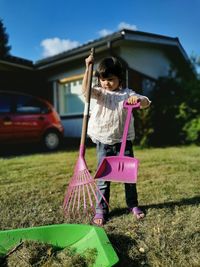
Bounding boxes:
119 100 141 156
123 100 141 109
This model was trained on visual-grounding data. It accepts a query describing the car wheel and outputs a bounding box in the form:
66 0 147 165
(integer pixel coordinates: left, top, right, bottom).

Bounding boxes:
43 130 61 151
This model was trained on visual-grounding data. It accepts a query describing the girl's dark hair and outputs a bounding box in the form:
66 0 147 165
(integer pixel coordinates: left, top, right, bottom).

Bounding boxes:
95 57 124 85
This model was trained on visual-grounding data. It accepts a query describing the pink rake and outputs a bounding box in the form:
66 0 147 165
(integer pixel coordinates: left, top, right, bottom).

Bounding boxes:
63 48 108 217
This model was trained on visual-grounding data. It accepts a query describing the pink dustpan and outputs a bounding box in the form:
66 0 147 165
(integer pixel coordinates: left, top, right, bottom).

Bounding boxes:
94 101 140 183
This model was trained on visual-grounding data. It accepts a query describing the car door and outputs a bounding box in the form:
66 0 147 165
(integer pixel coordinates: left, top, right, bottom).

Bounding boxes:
0 92 15 143
13 94 48 142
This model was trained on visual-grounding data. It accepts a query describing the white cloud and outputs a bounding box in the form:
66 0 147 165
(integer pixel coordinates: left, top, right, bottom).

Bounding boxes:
40 22 138 58
40 37 80 58
97 22 138 38
118 22 137 31
98 29 113 37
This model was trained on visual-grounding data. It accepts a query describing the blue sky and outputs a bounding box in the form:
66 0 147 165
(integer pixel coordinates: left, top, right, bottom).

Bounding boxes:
1 0 200 62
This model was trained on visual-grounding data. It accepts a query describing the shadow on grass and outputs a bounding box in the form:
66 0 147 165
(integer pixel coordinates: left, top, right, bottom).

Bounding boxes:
108 233 146 267
109 207 128 218
107 196 200 266
0 138 95 158
109 195 200 219
142 195 200 210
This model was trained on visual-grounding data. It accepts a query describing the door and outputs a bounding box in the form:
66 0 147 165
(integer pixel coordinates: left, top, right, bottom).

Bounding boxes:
13 94 49 142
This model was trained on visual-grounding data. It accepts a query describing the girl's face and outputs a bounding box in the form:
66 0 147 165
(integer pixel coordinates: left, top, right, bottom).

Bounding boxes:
99 75 120 91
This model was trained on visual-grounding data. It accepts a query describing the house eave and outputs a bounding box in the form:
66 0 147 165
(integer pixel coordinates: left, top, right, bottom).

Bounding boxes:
35 31 123 70
121 30 190 63
34 29 192 72
0 55 34 71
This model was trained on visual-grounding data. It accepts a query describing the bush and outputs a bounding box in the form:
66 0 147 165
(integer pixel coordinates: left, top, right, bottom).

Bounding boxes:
136 72 200 147
183 117 200 144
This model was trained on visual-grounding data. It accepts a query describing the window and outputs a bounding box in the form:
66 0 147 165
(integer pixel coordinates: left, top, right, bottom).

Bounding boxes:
16 95 48 114
0 93 12 113
58 78 84 116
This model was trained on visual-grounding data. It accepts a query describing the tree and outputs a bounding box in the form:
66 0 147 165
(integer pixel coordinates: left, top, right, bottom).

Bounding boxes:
0 18 11 58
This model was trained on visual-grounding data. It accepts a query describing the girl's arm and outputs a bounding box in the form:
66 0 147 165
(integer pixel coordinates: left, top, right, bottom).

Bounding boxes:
82 54 94 96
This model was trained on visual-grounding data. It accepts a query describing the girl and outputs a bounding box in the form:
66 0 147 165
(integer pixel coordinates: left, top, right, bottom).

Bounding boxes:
82 54 151 226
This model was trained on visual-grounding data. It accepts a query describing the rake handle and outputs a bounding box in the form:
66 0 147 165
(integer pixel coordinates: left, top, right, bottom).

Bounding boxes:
80 48 95 149
119 100 140 156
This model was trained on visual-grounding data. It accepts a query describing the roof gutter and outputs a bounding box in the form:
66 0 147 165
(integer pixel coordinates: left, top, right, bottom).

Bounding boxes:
0 59 34 70
35 31 125 70
34 29 192 71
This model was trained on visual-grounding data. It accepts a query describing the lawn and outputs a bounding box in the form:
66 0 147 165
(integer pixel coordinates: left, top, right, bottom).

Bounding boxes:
0 145 199 266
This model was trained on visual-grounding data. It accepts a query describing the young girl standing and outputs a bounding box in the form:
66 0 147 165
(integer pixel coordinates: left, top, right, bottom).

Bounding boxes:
82 54 151 226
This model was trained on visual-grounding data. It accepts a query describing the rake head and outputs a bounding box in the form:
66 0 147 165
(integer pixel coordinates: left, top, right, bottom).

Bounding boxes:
63 154 108 220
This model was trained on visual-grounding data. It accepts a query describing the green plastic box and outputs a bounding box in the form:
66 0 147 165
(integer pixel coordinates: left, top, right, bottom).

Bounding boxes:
0 223 118 267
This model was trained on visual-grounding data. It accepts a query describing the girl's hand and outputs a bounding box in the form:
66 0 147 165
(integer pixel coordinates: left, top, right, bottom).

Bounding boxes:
127 96 140 105
85 54 94 69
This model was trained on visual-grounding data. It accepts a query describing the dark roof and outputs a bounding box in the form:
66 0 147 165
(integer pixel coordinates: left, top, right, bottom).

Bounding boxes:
0 29 193 74
35 29 191 68
0 55 34 70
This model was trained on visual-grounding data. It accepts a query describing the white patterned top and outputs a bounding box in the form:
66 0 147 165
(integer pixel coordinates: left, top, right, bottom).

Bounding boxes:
87 86 150 145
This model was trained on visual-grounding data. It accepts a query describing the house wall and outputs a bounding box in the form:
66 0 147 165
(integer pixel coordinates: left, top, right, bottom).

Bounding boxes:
47 61 100 138
119 44 171 79
48 64 86 138
61 117 83 137
44 45 172 138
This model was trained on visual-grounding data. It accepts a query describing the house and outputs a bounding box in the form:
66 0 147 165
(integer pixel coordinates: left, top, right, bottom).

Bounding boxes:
0 29 194 138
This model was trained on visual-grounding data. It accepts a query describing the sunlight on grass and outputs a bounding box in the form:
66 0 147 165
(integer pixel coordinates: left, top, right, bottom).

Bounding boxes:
0 146 199 266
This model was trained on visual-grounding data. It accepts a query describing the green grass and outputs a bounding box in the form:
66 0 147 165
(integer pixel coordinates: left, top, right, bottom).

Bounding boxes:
0 146 200 266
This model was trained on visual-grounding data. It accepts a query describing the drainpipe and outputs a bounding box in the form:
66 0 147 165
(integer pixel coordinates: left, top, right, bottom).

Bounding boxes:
126 68 129 88
107 41 112 55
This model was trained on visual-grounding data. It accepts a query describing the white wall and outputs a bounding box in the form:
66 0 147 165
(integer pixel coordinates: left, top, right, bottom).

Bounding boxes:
120 45 171 79
51 44 172 138
62 118 82 137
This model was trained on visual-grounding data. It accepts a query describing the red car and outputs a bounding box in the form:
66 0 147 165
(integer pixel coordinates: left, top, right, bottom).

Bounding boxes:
0 91 64 151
